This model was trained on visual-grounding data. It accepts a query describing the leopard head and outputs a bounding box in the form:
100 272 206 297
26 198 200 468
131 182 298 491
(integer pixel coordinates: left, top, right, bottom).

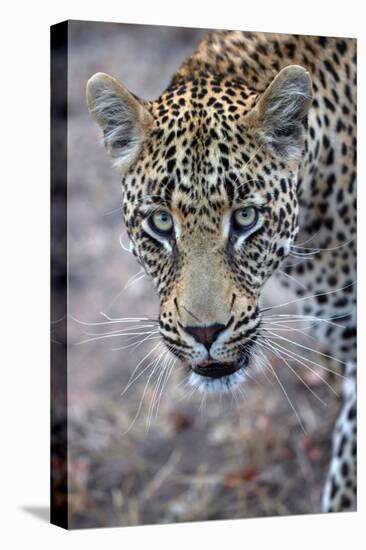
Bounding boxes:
87 65 312 392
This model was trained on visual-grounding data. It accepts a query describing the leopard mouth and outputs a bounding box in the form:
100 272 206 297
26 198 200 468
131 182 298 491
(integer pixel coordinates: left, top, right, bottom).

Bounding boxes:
187 356 250 394
191 361 243 379
182 332 258 393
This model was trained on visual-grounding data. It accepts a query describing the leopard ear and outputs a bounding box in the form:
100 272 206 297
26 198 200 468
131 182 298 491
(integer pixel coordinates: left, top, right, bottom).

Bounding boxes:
86 72 153 171
245 65 313 160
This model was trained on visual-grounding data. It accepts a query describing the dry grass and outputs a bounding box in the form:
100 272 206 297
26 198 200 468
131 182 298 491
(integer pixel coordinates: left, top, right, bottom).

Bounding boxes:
65 308 340 528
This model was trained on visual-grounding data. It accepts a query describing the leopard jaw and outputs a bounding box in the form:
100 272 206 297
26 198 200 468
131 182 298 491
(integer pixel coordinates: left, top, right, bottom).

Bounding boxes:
188 367 247 394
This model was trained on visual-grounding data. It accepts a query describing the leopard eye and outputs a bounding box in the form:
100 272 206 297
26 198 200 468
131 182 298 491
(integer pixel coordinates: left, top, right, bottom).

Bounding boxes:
232 206 258 232
149 210 174 235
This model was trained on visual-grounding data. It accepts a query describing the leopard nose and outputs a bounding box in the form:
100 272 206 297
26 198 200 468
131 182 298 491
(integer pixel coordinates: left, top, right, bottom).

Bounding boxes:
184 323 226 350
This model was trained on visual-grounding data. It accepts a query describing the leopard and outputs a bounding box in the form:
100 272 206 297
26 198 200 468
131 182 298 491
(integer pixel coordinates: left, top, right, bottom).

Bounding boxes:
86 30 356 513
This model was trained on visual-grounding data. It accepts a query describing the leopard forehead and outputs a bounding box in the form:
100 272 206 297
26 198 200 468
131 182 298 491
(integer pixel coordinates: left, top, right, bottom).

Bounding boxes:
121 78 297 223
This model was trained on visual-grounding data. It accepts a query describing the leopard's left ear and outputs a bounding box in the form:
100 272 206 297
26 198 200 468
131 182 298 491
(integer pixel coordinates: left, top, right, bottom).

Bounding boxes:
86 72 153 172
245 65 313 160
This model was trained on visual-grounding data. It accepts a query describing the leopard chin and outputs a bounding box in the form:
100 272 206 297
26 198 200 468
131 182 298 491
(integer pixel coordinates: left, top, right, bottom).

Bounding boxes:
188 357 249 394
188 367 247 394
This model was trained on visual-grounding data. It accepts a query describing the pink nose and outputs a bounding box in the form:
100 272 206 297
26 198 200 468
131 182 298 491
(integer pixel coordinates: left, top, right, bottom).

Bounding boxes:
184 323 226 350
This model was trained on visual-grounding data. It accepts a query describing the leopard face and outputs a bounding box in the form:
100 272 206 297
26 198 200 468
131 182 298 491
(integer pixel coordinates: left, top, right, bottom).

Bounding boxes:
87 66 312 392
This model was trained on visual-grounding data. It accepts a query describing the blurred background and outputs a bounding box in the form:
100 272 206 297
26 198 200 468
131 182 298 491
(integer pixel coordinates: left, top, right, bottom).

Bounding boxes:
55 20 340 528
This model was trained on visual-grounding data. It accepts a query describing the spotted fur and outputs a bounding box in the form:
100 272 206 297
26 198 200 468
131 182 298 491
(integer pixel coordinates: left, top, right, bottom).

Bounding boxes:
87 31 356 513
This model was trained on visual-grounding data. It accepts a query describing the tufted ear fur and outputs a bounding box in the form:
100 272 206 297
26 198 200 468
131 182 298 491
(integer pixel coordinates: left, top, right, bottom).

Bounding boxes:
245 65 313 160
86 72 153 171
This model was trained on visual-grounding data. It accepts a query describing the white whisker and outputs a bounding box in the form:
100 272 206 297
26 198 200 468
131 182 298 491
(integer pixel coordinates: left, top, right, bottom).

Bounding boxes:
278 269 308 289
256 348 306 433
152 354 176 423
262 335 344 381
76 329 158 345
112 333 161 352
260 281 355 313
81 324 157 337
121 342 162 397
264 330 346 365
295 228 322 247
262 312 348 328
291 237 354 253
261 336 341 394
259 337 327 406
70 313 155 326
101 205 123 216
260 323 318 341
146 350 170 430
124 268 146 290
120 347 165 437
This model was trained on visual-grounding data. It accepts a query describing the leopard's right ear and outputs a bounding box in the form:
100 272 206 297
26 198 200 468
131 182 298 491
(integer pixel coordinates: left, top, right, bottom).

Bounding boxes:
86 72 153 171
